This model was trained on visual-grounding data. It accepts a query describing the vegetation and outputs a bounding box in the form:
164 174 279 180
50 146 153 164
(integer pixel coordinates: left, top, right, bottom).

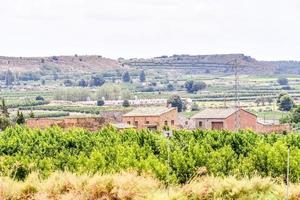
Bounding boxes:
277 77 289 85
90 75 105 87
0 117 10 131
29 110 35 118
191 102 200 111
278 93 295 111
54 89 90 102
0 99 11 130
5 70 14 86
96 99 105 106
1 99 9 118
0 172 299 200
35 96 45 101
139 70 146 82
168 95 184 112
184 80 207 93
0 126 299 185
16 110 25 125
122 99 130 107
122 71 131 82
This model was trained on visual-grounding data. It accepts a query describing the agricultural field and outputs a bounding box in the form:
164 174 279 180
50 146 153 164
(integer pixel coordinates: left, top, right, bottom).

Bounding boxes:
0 126 299 183
0 126 299 199
1 66 299 123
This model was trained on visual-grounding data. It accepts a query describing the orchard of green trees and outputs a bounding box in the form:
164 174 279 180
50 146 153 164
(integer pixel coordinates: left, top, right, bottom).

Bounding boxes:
0 125 299 184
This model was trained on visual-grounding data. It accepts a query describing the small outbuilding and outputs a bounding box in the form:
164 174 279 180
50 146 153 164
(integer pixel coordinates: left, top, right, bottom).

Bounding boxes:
191 107 290 133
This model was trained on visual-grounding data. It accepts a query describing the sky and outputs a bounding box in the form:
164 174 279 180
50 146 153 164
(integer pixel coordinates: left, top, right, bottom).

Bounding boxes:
0 0 299 60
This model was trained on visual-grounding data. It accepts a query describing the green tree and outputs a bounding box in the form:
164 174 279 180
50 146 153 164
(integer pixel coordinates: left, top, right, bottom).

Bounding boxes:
78 79 88 87
184 80 206 93
1 99 9 118
278 94 294 111
64 79 73 87
97 99 105 106
286 105 300 123
277 92 288 104
122 71 131 82
0 116 10 130
5 70 14 86
122 100 130 107
139 70 146 82
191 102 200 111
29 110 35 118
277 78 288 85
90 75 105 87
36 96 45 101
168 95 184 112
16 110 25 125
167 83 174 91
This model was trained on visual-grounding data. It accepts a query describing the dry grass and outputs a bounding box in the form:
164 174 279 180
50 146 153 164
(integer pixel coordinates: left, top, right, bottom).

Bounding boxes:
0 172 300 200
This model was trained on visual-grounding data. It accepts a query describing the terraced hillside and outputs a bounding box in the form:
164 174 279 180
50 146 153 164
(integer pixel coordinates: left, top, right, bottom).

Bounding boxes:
121 54 300 75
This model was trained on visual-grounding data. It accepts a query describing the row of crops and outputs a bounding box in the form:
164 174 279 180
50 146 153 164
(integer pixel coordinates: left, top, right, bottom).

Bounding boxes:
0 126 299 184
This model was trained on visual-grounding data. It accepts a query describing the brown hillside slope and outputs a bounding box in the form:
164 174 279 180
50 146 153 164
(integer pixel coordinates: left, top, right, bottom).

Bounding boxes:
122 54 300 75
0 55 120 73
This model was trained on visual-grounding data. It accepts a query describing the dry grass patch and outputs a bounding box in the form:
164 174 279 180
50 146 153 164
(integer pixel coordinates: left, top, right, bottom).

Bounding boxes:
1 172 300 200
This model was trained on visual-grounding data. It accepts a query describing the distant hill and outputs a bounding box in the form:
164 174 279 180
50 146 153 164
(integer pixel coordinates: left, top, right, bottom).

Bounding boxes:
2 54 300 75
0 55 121 73
121 54 300 75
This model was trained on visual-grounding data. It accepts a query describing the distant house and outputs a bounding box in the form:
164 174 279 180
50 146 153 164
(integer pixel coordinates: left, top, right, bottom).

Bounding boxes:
191 108 290 133
191 108 257 131
122 107 178 131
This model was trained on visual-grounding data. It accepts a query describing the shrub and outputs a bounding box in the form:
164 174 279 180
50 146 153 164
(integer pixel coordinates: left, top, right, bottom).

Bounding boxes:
277 77 288 85
97 100 105 106
35 96 44 101
122 100 130 107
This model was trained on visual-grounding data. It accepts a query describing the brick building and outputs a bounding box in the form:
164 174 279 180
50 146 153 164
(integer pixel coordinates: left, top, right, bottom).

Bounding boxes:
191 108 289 133
122 107 178 130
191 108 257 131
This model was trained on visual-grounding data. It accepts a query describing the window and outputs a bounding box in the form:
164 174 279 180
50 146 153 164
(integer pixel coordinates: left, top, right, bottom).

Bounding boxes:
164 120 168 126
171 120 175 125
198 121 202 127
146 121 150 124
127 121 131 124
185 121 188 125
134 121 139 126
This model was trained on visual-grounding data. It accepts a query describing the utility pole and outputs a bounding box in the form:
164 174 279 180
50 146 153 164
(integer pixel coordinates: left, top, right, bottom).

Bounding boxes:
163 130 173 197
286 144 290 200
233 59 240 131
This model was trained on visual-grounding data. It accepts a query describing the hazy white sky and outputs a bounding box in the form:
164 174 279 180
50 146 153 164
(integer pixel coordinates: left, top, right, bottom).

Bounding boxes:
0 0 299 60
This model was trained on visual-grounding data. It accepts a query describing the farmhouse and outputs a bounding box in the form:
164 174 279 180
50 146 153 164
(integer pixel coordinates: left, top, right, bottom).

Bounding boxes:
191 108 290 133
191 108 257 131
122 107 178 130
